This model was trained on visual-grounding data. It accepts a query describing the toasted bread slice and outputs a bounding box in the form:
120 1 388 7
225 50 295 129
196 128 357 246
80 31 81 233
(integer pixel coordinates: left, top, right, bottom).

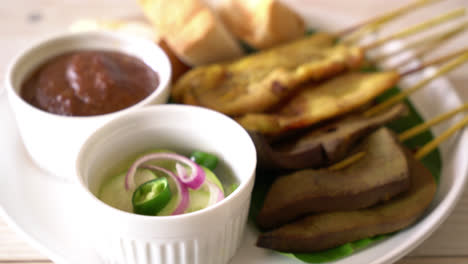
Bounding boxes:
165 8 245 65
219 0 306 49
139 0 244 66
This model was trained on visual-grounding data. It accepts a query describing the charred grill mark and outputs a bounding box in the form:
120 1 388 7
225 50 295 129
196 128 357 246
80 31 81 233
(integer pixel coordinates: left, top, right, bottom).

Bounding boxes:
325 127 338 133
319 143 332 166
223 70 233 80
272 81 287 95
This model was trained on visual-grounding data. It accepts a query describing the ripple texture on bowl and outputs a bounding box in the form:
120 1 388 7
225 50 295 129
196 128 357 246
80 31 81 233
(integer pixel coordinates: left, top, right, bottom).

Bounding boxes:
100 199 250 264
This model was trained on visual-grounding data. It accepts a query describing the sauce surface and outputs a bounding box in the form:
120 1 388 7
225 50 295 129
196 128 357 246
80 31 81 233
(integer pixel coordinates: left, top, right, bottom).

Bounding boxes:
21 50 159 116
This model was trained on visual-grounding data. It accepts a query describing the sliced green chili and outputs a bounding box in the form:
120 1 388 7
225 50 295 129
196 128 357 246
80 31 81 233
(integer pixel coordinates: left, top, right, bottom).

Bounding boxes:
132 177 172 216
190 151 219 170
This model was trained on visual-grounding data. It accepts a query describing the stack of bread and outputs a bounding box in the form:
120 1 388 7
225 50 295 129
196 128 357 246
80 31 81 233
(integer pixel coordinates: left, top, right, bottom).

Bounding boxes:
138 0 305 65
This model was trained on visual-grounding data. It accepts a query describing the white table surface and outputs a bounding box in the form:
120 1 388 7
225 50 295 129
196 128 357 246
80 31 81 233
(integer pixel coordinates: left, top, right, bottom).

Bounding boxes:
1 0 467 263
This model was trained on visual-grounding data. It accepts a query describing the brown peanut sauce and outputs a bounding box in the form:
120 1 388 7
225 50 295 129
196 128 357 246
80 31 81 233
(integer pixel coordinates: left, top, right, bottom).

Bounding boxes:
21 50 159 116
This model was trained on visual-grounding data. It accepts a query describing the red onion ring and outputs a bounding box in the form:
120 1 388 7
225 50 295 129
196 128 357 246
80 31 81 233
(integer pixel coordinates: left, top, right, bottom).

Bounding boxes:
175 163 188 182
125 152 206 191
206 180 225 207
140 164 189 215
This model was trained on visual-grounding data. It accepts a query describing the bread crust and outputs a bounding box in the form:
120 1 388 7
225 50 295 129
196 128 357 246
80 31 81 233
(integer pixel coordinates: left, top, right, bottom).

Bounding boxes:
139 0 244 66
219 0 306 49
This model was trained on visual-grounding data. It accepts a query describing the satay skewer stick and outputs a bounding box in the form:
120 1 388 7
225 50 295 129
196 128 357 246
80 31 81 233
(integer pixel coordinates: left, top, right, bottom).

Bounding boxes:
337 0 443 37
330 105 468 169
328 152 367 171
400 47 468 77
399 103 468 141
364 52 468 117
406 21 468 49
341 0 445 45
340 25 378 46
373 47 468 79
375 21 468 64
362 8 466 50
415 114 468 159
392 41 461 70
393 23 468 68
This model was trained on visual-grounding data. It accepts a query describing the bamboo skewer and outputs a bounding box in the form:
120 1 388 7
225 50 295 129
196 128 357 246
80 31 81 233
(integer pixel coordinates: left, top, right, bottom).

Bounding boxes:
379 47 468 78
364 52 468 117
328 152 366 171
414 114 468 159
307 50 468 171
393 42 459 71
329 51 468 171
341 0 444 45
362 8 466 50
337 0 443 37
299 5 467 171
374 21 468 66
407 21 468 50
400 47 468 77
399 103 468 141
340 25 378 46
391 22 468 69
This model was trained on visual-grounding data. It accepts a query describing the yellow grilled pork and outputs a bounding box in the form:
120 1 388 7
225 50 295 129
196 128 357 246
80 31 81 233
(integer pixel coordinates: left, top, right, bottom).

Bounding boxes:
237 71 400 134
173 33 364 116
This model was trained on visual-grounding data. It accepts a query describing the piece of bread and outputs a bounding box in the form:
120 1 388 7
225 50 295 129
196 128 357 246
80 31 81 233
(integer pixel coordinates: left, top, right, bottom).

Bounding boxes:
218 0 306 49
138 0 244 66
158 40 191 83
69 18 190 82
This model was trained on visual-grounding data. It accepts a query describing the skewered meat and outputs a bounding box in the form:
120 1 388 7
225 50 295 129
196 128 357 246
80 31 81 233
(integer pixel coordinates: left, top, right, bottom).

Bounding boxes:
257 128 410 229
238 71 400 134
173 33 364 115
252 103 407 170
257 137 437 252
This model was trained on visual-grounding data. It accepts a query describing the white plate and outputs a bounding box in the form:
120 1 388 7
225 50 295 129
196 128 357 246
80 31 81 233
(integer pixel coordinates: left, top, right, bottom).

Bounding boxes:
1 50 468 264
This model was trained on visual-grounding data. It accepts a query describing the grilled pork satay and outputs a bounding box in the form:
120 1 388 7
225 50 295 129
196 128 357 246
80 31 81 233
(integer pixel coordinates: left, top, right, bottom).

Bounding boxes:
170 32 336 100
364 51 468 117
256 128 411 230
256 138 437 252
172 33 363 115
172 9 464 116
254 99 468 172
238 50 468 135
238 71 400 134
252 104 407 171
257 103 468 236
326 102 468 173
249 48 468 170
256 110 468 252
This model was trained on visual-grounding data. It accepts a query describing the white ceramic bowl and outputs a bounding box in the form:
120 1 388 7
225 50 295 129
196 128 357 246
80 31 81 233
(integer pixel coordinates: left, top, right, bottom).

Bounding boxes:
5 31 172 181
75 104 257 264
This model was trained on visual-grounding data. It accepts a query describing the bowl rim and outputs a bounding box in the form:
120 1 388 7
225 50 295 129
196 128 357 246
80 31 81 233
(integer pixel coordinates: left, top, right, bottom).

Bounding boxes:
74 104 258 222
4 30 172 120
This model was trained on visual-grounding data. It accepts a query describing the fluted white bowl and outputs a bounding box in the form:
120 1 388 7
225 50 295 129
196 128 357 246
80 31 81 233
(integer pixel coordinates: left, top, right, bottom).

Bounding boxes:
75 104 257 264
5 31 172 181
